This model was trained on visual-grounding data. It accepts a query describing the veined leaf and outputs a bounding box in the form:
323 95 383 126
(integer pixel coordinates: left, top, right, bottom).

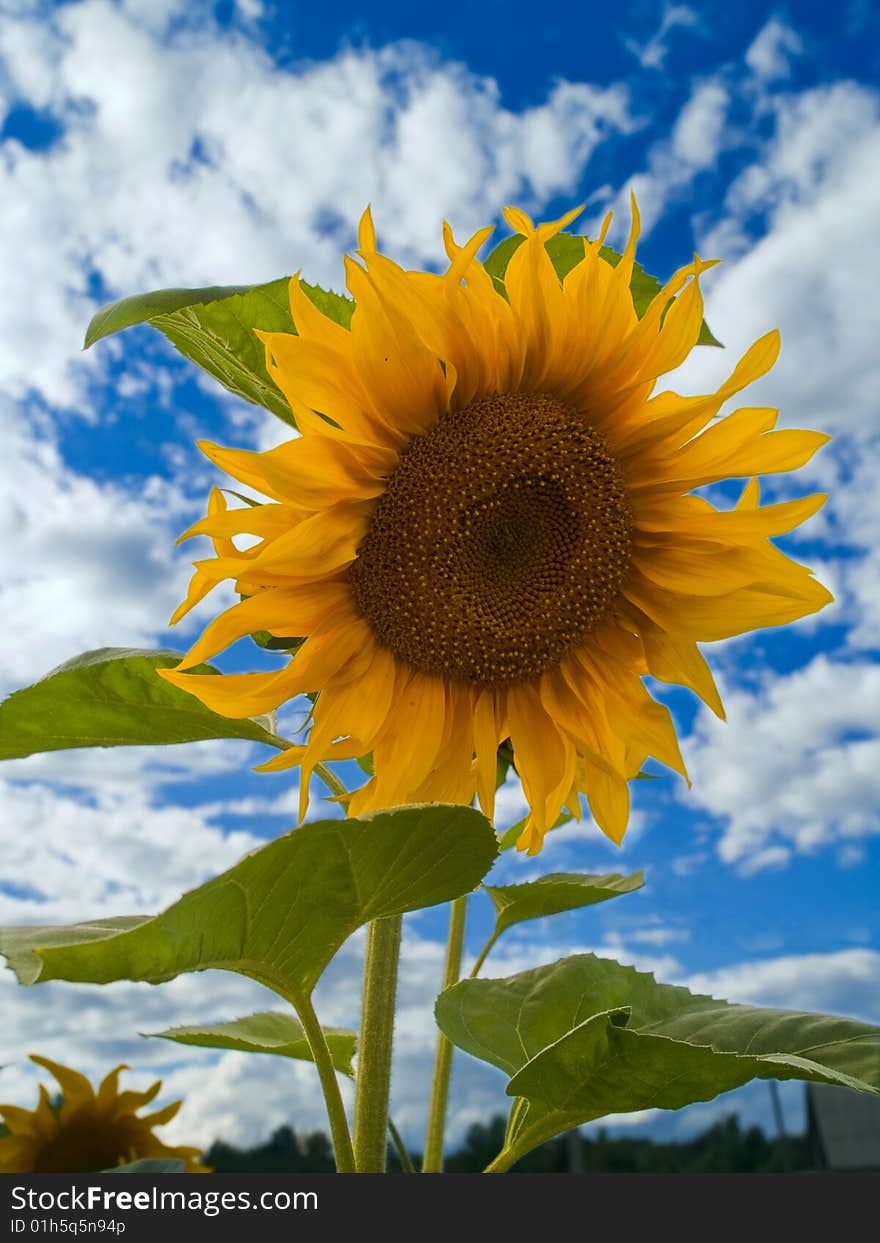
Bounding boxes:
84 279 353 426
436 954 880 1171
148 1012 357 1076
0 648 286 760
484 871 644 939
0 805 497 999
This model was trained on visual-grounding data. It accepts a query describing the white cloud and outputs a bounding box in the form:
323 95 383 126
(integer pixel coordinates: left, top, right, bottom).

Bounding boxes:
684 948 880 1022
606 76 732 240
734 845 791 877
0 0 632 409
683 655 880 864
0 764 268 925
232 0 264 22
745 17 804 82
671 80 729 169
624 4 699 71
678 81 880 429
661 77 880 657
0 397 201 692
627 925 690 947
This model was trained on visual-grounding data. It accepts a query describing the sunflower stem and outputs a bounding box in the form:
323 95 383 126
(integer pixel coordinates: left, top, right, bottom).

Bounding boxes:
353 914 403 1172
422 895 468 1172
387 1118 415 1173
314 761 348 802
289 989 356 1174
468 928 499 979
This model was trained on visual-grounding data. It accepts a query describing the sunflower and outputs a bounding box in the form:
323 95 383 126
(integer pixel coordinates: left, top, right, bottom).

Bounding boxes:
0 1056 207 1173
159 201 831 854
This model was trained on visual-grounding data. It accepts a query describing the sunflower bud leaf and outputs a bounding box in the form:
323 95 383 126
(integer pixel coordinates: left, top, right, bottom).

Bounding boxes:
84 279 354 426
483 231 722 346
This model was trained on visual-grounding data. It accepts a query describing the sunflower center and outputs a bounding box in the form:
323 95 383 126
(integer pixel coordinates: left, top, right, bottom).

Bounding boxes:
348 393 632 687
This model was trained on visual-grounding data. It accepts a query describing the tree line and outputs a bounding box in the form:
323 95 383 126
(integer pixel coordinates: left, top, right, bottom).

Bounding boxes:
204 1113 810 1174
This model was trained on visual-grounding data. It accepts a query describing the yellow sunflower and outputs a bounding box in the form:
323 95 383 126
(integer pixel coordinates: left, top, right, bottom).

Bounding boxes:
0 1056 207 1173
159 201 831 854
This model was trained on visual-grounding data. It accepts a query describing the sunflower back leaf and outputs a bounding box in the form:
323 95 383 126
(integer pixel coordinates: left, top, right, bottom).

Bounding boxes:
84 280 354 426
483 231 722 346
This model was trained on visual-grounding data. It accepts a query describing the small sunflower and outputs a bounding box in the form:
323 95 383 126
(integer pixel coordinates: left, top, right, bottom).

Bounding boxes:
0 1056 207 1173
160 201 831 854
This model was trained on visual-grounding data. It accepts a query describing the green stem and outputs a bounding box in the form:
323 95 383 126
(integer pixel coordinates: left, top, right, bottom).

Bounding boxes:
484 1150 515 1174
314 760 348 801
290 990 356 1174
422 895 468 1172
387 1119 415 1174
504 1096 529 1150
353 914 403 1172
468 928 500 979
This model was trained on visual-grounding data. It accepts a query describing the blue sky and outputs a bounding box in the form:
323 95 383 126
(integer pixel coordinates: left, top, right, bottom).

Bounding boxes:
0 0 878 1154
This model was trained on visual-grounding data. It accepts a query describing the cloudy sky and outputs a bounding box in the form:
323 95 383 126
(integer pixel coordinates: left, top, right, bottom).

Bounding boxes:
0 0 878 1157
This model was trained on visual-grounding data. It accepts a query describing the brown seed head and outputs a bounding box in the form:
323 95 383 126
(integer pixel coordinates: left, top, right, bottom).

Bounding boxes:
348 393 632 687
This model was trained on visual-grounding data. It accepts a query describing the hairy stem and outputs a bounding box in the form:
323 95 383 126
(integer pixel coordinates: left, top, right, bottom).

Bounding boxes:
353 914 403 1172
422 895 468 1172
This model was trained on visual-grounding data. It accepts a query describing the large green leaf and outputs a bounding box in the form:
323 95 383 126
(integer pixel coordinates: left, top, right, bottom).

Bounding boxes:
0 804 497 999
483 232 721 347
0 648 286 760
483 871 644 940
436 954 880 1171
84 279 353 426
148 1012 356 1076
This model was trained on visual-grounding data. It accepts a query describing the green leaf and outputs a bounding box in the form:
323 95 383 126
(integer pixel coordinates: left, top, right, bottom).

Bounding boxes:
148 1011 356 1076
298 284 354 330
497 813 571 853
496 770 657 852
222 489 262 508
483 231 721 347
84 279 354 426
0 805 497 999
0 648 286 760
436 954 880 1170
102 1158 187 1174
85 286 255 348
483 871 644 939
495 739 515 790
249 630 305 654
